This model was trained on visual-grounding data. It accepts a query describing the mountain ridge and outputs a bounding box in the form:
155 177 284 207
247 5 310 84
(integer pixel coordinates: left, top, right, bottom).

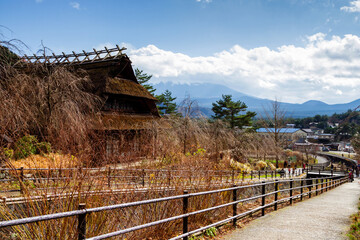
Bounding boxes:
153 82 359 118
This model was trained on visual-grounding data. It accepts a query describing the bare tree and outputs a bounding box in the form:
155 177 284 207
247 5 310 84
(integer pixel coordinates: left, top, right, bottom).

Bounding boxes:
260 99 287 168
0 57 102 154
177 95 200 154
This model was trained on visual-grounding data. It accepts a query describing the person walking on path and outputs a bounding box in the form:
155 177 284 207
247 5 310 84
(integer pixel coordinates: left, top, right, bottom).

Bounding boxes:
349 170 354 182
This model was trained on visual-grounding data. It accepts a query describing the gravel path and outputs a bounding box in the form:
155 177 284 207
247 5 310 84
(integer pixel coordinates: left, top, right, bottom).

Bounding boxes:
223 179 360 240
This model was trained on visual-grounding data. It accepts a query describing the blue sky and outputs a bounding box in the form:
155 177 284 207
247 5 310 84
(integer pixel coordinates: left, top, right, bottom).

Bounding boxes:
1 0 360 104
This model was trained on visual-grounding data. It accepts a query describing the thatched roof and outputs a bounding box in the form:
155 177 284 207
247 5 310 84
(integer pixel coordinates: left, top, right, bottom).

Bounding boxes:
93 113 166 130
105 78 157 100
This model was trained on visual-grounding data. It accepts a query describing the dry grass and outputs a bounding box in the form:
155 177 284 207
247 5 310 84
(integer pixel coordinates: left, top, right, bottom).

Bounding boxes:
0 166 236 239
7 153 80 169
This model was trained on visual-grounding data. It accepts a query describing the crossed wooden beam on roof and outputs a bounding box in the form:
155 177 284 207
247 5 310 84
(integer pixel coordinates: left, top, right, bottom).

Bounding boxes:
17 45 127 65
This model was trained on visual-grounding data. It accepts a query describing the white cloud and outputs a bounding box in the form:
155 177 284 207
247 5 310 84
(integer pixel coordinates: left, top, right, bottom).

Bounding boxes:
127 33 360 104
70 2 80 10
341 0 360 12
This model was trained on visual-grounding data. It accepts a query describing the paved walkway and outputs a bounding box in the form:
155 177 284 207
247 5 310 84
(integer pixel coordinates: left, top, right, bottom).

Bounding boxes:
224 178 360 240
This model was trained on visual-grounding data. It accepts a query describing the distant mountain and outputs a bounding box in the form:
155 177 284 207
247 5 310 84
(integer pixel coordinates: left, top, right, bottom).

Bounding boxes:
153 82 360 118
154 82 249 99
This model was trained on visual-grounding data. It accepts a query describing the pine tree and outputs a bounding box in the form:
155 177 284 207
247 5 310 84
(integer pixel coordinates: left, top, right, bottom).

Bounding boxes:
212 94 256 128
156 89 177 115
134 68 156 95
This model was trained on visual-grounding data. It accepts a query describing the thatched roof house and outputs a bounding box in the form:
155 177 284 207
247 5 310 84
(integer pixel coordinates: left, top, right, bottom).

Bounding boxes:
15 46 161 162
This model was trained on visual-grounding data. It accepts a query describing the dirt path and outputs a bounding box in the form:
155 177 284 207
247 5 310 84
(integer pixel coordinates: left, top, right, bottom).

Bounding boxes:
222 179 360 240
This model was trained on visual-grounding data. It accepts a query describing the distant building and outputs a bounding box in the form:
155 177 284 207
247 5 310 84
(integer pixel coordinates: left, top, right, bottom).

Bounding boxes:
256 128 307 143
293 142 323 152
307 133 335 143
302 128 314 136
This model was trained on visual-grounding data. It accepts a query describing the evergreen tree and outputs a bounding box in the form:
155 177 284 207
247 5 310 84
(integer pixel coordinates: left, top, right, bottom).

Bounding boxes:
156 89 177 115
134 68 156 95
212 95 256 128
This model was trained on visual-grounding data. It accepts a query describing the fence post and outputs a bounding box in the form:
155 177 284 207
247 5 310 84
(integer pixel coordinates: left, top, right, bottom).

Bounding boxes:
265 170 267 179
142 169 145 187
315 179 318 196
321 178 323 193
78 203 87 240
107 166 111 188
233 185 237 227
331 170 333 177
19 167 24 194
290 179 293 205
189 170 192 185
274 180 278 211
258 171 261 180
232 169 235 183
250 171 253 180
300 179 304 201
168 170 171 186
242 171 245 181
308 179 312 199
183 190 189 240
325 179 328 191
261 181 266 216
272 170 274 179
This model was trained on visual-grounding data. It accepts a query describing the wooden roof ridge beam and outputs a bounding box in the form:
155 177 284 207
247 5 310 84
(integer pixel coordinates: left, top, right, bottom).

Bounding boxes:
23 54 32 63
17 45 128 65
80 50 90 63
44 52 51 64
71 51 81 63
51 53 60 64
103 47 112 60
115 45 126 57
92 48 101 62
62 52 70 63
33 54 41 64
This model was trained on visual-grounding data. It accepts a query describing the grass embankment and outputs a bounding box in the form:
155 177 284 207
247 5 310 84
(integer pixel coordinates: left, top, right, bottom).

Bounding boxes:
348 199 360 240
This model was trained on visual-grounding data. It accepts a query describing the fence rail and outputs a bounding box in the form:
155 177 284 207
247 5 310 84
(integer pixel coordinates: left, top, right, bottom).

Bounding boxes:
0 167 313 195
0 175 348 239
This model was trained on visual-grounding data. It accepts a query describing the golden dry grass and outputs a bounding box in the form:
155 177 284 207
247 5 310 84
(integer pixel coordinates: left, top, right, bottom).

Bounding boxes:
7 153 80 169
